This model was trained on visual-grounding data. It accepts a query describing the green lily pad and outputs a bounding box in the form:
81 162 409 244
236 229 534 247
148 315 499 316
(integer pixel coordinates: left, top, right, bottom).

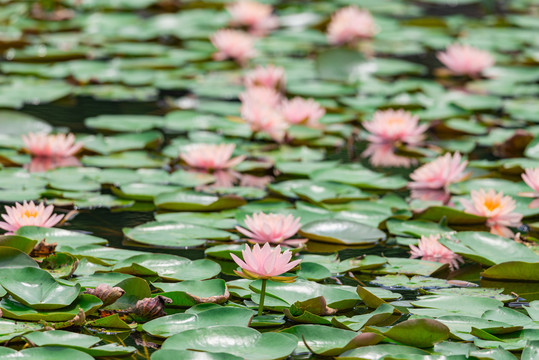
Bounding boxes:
161 326 297 360
299 219 386 245
365 318 450 348
113 254 221 281
143 306 254 338
250 279 360 311
337 344 429 359
155 191 247 211
15 226 108 248
0 267 80 310
0 347 94 360
282 325 383 356
440 232 539 266
123 221 236 248
0 318 43 342
0 295 102 321
481 262 539 281
153 279 229 307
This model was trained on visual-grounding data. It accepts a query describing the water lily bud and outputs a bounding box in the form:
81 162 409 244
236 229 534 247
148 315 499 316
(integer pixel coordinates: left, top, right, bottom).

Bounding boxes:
134 295 172 320
84 284 125 307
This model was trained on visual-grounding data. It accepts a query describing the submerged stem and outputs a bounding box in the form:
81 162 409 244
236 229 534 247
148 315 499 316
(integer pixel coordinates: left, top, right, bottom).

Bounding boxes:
258 279 267 317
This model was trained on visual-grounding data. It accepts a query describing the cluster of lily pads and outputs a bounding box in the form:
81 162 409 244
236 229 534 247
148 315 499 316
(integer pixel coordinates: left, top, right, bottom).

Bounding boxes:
1 0 539 359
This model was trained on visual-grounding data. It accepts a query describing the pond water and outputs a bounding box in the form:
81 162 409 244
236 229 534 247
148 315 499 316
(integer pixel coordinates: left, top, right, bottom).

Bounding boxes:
1 0 539 359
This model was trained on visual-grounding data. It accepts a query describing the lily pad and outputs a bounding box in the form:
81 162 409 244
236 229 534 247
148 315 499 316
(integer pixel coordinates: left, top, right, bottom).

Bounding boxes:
299 219 386 245
143 306 254 338
161 325 297 360
0 267 80 310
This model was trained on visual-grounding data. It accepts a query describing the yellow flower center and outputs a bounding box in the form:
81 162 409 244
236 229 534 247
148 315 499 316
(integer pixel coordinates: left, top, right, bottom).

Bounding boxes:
483 198 500 211
387 117 404 126
23 210 38 218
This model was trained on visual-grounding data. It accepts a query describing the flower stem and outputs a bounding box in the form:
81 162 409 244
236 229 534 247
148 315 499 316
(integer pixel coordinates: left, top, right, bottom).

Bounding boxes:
258 279 267 317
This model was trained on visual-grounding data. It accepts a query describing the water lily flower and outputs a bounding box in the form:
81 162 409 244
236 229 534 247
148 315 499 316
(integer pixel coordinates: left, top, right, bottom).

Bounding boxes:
241 101 288 142
437 44 495 77
327 6 376 45
227 0 278 36
180 143 245 171
0 201 64 234
231 243 301 281
240 86 283 107
281 97 325 128
362 143 416 168
408 152 468 191
363 109 428 145
25 156 81 173
244 65 286 91
521 168 539 208
410 234 464 270
236 212 305 246
22 133 82 158
231 243 301 315
460 189 523 237
210 29 257 64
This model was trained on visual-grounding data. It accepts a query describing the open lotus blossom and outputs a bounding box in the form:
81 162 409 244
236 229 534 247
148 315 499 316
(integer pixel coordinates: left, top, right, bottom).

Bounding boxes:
410 234 464 270
281 97 325 128
180 143 245 171
210 29 257 64
231 243 301 281
363 109 428 145
241 101 288 142
239 86 283 107
22 133 83 158
437 44 495 77
461 189 523 237
244 65 286 91
327 6 377 45
521 168 539 209
227 0 278 36
236 212 305 246
362 143 416 168
408 152 468 190
0 201 64 234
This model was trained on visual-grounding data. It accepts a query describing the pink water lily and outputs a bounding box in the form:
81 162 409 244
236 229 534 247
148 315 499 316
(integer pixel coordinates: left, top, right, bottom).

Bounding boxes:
236 212 305 246
241 100 288 142
240 86 283 107
437 44 495 77
180 143 245 171
0 201 64 234
231 243 301 280
410 234 464 270
281 97 325 128
461 189 523 237
227 0 278 36
211 29 257 64
363 109 428 145
362 143 416 168
521 168 539 209
25 156 81 173
244 65 286 91
22 133 82 158
327 6 376 45
409 152 468 191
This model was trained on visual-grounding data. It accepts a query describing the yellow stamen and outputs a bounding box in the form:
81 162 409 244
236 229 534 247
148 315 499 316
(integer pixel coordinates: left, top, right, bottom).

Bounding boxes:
483 198 500 211
23 210 38 218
